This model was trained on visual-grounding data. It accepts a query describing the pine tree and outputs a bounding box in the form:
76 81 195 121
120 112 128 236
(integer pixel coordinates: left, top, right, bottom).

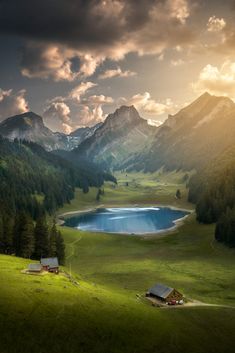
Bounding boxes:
49 222 57 257
175 189 181 199
82 180 89 194
215 207 235 247
14 212 27 256
0 214 4 253
34 216 49 259
3 215 14 254
96 188 102 201
19 215 35 258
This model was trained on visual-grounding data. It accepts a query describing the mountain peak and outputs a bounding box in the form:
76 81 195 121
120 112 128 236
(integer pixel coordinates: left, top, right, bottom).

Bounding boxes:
0 111 54 146
118 104 136 110
22 111 43 120
107 105 141 124
200 92 211 99
0 111 44 128
195 92 234 105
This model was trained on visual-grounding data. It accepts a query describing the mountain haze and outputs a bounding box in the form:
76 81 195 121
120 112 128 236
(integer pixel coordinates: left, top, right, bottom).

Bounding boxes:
125 93 235 171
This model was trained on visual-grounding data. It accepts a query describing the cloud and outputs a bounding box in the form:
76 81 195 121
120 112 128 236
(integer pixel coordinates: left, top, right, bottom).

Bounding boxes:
20 42 104 80
44 82 113 131
147 119 163 127
120 92 176 116
81 95 114 105
0 0 195 80
167 0 190 24
78 94 113 127
78 105 106 127
69 82 97 102
21 43 78 81
0 88 29 120
170 59 185 66
209 22 235 56
98 67 136 79
207 16 226 33
192 61 235 97
43 101 72 133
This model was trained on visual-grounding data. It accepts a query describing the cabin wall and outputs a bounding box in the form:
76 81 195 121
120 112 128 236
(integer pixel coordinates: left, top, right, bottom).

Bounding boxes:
49 267 59 273
166 290 183 302
42 265 49 270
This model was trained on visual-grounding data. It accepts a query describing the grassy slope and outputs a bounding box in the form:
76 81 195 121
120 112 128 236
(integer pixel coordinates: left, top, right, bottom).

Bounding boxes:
1 171 235 353
59 170 194 213
63 216 235 305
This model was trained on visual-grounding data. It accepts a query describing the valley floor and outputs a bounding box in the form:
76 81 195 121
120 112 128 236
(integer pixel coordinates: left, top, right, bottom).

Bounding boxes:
1 171 235 353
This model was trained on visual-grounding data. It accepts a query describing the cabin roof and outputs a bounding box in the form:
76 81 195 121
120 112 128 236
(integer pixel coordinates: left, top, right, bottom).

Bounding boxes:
28 263 42 271
40 257 59 268
148 283 174 299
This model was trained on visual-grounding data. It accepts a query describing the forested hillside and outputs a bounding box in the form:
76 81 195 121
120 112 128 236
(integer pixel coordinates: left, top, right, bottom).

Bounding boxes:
188 145 235 247
0 137 115 218
0 137 116 261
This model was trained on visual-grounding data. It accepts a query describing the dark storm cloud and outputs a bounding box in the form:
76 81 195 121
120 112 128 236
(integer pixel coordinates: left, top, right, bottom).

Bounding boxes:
0 0 156 49
0 0 196 79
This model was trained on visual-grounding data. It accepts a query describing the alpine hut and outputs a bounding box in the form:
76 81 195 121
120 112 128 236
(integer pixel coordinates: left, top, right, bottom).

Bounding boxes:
146 283 183 303
40 257 59 273
28 263 42 273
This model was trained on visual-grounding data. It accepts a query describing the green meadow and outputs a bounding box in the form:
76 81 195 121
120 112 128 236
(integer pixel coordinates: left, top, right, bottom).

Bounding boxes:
1 171 235 353
59 170 194 213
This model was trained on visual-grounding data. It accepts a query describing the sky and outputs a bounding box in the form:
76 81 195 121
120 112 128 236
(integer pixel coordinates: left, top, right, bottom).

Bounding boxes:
1 0 235 133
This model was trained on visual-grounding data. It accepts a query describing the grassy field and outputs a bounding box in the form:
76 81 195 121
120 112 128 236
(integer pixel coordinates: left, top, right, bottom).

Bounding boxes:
62 216 235 306
1 171 235 353
58 170 194 214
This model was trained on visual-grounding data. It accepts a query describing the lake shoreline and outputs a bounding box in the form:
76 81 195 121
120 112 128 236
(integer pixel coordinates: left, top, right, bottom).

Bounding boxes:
57 204 194 236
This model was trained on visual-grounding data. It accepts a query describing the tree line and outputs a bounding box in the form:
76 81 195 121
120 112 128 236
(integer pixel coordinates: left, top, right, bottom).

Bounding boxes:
0 136 117 265
215 208 235 247
188 147 235 248
0 212 65 264
0 137 116 219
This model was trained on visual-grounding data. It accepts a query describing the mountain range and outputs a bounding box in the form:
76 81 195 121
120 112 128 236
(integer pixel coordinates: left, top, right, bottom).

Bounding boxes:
121 92 235 172
0 112 101 151
1 92 235 173
72 105 157 168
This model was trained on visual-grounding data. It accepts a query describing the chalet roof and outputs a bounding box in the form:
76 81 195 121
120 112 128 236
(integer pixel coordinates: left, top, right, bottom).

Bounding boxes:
28 263 42 271
40 257 59 268
148 283 174 299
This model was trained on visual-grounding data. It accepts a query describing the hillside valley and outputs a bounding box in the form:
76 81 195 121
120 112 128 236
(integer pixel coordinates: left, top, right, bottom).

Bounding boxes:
2 2 235 353
0 94 235 353
1 173 235 353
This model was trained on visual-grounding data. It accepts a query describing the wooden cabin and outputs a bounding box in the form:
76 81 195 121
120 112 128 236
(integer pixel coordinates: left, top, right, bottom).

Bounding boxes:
146 283 183 303
40 257 59 273
28 263 42 273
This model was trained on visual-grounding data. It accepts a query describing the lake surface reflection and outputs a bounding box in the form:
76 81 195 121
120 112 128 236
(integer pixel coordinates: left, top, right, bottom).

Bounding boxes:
63 207 189 234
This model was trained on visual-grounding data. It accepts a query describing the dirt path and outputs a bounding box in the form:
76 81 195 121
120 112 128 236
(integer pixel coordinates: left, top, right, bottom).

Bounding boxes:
183 299 235 309
147 296 235 309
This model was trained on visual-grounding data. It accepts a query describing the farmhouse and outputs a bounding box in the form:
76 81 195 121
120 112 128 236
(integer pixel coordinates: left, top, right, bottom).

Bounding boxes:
40 257 59 273
146 283 183 303
28 263 42 273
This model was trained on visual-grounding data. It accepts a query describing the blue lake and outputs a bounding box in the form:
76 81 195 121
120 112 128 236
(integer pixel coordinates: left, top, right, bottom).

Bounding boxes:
63 207 190 234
